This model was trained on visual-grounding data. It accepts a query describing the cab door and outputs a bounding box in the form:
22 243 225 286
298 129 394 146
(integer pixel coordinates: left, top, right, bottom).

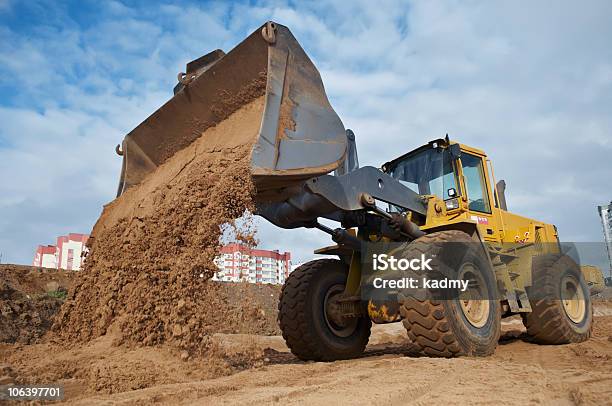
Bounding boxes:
458 153 498 241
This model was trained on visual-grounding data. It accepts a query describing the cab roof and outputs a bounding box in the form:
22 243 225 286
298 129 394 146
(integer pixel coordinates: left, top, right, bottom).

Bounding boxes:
381 137 487 173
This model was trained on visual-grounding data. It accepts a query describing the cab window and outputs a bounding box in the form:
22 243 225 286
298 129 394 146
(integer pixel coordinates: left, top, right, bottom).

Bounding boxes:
389 147 457 200
461 153 491 213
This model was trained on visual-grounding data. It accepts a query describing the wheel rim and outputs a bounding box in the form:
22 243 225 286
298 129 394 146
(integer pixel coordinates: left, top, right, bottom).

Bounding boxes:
458 263 490 329
324 284 358 338
561 274 586 324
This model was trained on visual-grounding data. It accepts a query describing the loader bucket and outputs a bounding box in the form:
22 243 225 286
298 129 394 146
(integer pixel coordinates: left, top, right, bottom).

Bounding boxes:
116 21 347 201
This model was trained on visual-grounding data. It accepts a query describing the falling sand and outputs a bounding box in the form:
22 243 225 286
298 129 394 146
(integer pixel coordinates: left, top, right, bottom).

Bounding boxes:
53 96 266 358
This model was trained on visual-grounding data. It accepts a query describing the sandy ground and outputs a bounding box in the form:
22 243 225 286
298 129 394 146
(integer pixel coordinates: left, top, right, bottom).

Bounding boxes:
3 308 611 405
54 306 611 406
2 266 611 405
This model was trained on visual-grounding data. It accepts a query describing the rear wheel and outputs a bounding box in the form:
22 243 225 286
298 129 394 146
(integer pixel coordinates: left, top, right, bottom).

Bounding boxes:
278 259 371 361
398 231 501 357
522 255 592 344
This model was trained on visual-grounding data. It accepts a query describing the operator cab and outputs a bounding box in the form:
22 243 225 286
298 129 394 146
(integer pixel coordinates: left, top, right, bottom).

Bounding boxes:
382 138 496 215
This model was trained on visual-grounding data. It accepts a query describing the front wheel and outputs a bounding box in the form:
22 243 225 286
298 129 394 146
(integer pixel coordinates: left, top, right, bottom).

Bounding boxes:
398 231 501 357
278 259 371 361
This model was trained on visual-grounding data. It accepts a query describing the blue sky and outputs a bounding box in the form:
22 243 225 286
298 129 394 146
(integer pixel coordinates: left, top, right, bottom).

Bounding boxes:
1 0 611 266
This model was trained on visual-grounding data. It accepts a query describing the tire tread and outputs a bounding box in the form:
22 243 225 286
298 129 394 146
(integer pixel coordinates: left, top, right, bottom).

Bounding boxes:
278 259 371 361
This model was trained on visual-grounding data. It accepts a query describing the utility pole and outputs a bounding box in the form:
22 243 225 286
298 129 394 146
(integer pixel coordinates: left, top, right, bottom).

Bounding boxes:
598 202 612 279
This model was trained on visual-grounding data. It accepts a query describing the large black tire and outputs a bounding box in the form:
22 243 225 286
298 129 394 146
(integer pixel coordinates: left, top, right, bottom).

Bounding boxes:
522 254 593 344
398 231 501 357
278 259 371 361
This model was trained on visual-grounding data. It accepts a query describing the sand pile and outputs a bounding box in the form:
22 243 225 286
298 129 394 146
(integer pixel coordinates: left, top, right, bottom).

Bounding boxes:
0 265 281 393
0 281 62 344
53 96 270 357
0 265 74 344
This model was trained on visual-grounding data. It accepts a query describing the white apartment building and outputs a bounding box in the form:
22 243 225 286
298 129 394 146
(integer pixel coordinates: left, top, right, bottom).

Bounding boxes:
33 233 89 270
213 243 291 285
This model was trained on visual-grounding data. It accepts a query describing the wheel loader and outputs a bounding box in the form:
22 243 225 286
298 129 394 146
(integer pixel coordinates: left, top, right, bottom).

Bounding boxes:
114 21 593 360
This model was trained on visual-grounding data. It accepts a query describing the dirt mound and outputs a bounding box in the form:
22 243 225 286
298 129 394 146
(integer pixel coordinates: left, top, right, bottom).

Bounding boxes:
0 267 281 396
0 265 74 344
3 318 270 395
0 283 62 344
0 264 75 295
53 96 268 357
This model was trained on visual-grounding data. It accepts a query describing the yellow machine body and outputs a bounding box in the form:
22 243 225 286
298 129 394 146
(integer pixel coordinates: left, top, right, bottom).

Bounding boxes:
335 138 568 320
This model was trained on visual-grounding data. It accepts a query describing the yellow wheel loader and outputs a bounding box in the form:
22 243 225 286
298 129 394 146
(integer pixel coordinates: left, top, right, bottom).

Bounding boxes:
115 21 593 360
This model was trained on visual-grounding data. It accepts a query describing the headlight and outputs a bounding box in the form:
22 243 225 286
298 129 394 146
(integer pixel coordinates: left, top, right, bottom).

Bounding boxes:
445 198 459 210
